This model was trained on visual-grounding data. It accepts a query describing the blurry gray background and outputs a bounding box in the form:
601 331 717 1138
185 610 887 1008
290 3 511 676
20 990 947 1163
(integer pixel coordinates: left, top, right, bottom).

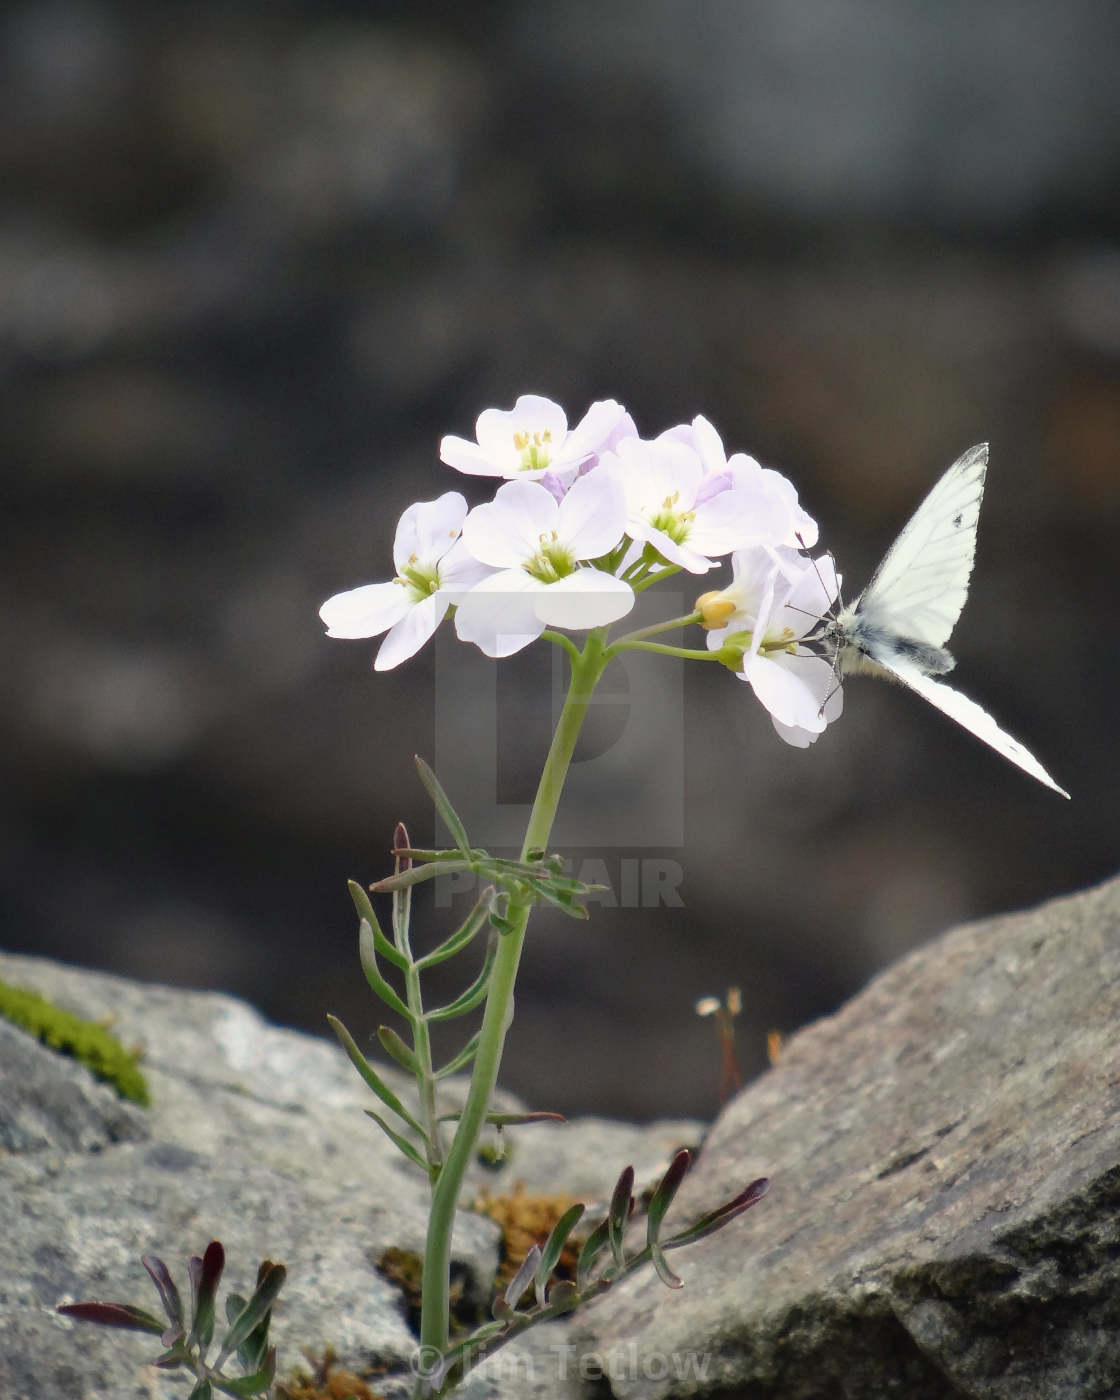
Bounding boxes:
3 0 1117 1120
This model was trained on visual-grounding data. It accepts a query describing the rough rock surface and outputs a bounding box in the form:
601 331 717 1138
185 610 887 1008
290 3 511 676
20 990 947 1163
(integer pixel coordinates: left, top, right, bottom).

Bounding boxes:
569 874 1120 1399
0 950 699 1400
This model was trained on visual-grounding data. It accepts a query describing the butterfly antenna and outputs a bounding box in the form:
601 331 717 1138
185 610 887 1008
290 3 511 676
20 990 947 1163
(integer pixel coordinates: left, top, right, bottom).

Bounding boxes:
793 533 847 718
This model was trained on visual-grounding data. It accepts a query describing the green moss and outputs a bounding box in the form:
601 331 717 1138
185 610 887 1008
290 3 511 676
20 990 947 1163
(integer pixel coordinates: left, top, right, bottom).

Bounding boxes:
0 978 151 1106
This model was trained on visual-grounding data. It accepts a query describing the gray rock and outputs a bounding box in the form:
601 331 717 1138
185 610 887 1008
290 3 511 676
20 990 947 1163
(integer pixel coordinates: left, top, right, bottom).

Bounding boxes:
572 874 1120 1399
0 950 702 1400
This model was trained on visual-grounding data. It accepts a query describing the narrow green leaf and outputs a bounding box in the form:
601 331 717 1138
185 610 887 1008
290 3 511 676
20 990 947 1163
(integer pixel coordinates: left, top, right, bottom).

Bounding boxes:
535 1202 586 1305
377 1024 419 1074
499 1243 541 1314
646 1149 690 1247
415 756 472 854
142 1254 183 1328
363 1109 429 1174
326 1015 426 1137
434 1030 481 1080
212 1346 276 1398
425 934 497 1022
370 860 472 892
358 920 410 1019
438 1110 566 1126
663 1176 770 1250
607 1166 635 1270
391 823 413 961
188 1241 224 1355
56 1301 165 1334
649 1242 683 1289
215 1263 285 1370
187 1381 213 1400
348 880 408 971
575 1218 611 1291
415 891 494 970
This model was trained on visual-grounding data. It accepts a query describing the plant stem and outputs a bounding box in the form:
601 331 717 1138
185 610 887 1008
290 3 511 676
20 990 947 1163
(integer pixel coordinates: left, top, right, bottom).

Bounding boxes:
418 633 611 1362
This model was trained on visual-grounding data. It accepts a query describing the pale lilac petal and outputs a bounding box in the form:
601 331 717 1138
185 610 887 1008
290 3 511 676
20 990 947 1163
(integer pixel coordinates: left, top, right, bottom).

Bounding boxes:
689 487 790 555
439 435 507 477
563 399 628 462
437 539 500 600
320 581 411 638
689 414 728 474
475 395 568 470
556 468 627 560
461 480 558 568
693 469 734 506
533 570 635 629
393 492 468 570
784 553 838 630
453 570 545 657
640 524 717 574
744 651 835 732
375 593 449 670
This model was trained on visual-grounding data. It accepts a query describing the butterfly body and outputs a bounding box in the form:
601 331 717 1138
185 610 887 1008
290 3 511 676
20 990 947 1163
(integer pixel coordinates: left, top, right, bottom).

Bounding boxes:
820 443 1069 798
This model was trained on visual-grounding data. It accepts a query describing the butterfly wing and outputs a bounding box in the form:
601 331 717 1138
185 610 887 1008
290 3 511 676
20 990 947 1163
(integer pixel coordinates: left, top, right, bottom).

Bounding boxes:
855 443 988 650
874 652 1069 797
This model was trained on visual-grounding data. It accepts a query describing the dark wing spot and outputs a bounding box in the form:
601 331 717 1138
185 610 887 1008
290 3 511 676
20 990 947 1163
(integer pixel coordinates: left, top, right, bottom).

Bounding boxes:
952 512 963 527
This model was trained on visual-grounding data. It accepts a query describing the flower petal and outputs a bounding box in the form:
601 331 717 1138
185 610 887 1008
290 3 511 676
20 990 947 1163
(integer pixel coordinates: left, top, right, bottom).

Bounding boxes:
461 480 559 568
453 570 545 657
375 593 450 670
393 492 468 571
533 569 635 629
555 468 627 560
320 581 411 639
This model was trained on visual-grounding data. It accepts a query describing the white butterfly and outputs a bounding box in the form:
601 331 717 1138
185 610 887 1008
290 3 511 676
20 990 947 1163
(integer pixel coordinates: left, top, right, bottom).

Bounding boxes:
823 443 1069 797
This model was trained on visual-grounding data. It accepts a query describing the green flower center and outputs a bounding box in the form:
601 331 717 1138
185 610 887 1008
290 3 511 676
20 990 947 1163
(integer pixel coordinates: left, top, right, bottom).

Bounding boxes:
525 531 576 583
514 428 554 472
649 491 694 544
397 556 441 600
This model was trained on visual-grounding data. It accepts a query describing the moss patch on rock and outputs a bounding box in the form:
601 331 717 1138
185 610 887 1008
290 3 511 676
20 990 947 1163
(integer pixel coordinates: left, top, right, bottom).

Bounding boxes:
0 978 150 1106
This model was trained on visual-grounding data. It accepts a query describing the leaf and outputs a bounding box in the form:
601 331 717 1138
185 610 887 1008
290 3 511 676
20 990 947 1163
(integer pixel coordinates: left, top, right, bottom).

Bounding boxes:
649 1242 683 1290
415 756 472 855
434 1030 480 1080
391 825 414 961
141 1254 183 1328
212 1346 277 1398
663 1176 770 1250
358 920 411 1019
607 1166 635 1269
188 1241 224 1355
56 1301 165 1334
377 1024 419 1074
370 860 472 892
415 891 495 971
575 1218 611 1292
498 1243 541 1316
437 1111 566 1127
645 1149 690 1247
326 1015 426 1137
215 1263 286 1371
535 1203 586 1306
426 933 497 1022
187 1381 213 1400
348 881 408 972
363 1109 430 1174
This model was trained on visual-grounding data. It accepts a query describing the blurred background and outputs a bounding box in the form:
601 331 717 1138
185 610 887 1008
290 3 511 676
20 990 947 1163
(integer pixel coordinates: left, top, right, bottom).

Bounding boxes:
2 0 1117 1120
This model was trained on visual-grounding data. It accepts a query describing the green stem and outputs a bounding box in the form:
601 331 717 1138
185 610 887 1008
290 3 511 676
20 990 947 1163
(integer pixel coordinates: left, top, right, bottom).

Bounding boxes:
611 639 727 662
418 633 611 1361
609 611 701 647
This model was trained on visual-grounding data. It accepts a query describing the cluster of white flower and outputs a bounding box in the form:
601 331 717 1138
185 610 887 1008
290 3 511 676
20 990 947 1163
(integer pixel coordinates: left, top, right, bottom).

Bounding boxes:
320 394 843 747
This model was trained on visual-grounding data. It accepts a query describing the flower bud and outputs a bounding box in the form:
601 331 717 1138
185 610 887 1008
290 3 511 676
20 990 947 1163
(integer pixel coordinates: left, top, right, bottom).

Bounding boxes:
695 590 737 629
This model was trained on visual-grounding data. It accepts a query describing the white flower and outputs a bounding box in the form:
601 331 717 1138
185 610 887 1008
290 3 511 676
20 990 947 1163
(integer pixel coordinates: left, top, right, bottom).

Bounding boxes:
319 492 494 670
705 545 842 746
454 472 633 657
662 415 819 548
601 434 785 574
440 394 631 486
